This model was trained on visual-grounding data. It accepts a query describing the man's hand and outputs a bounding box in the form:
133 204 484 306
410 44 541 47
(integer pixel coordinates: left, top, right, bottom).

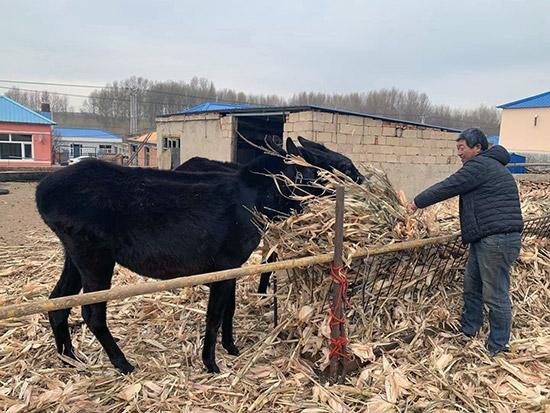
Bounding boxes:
407 201 418 213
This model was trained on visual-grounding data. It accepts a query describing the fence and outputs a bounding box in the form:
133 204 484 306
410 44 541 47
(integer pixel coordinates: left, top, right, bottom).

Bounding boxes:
275 214 550 320
0 233 464 321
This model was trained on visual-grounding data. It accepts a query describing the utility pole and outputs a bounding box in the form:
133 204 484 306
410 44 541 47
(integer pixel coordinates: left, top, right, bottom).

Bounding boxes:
129 88 138 135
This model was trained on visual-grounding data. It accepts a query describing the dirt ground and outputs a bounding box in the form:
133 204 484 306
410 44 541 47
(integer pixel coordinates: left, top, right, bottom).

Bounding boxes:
0 182 52 245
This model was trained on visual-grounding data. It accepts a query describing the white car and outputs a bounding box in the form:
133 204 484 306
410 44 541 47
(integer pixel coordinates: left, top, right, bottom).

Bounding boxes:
68 155 94 165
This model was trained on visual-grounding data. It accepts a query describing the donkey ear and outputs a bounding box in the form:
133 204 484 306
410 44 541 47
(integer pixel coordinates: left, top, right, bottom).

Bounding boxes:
298 146 326 166
286 137 301 156
298 136 328 153
265 136 286 156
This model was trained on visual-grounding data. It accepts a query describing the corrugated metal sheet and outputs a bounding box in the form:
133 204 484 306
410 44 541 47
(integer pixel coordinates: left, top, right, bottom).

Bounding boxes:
0 96 56 125
182 102 258 113
497 91 550 109
54 127 122 142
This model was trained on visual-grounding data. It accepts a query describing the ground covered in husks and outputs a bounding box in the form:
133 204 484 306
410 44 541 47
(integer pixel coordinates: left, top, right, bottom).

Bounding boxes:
0 171 548 412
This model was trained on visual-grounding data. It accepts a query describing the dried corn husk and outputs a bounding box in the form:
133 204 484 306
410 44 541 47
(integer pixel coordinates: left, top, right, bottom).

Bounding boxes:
0 167 548 412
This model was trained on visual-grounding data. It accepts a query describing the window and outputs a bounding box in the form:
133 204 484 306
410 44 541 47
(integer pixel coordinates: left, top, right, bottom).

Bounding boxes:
534 115 538 127
144 146 150 166
130 144 138 166
11 134 32 142
99 144 113 154
0 133 33 160
163 137 180 149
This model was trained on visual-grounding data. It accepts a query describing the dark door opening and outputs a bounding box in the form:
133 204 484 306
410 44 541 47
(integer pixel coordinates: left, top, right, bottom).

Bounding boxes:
233 115 284 164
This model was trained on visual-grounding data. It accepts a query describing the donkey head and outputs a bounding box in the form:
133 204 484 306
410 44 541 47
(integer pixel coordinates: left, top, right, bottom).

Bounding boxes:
297 136 365 184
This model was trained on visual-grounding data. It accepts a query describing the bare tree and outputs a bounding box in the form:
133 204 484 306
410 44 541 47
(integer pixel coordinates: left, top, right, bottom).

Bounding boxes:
4 87 68 113
78 77 500 135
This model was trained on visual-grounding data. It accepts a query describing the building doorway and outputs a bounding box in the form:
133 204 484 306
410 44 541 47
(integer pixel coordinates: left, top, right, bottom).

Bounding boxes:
163 137 181 169
233 115 284 164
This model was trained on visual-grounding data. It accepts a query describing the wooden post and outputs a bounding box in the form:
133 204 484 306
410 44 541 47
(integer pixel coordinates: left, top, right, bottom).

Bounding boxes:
334 187 345 268
329 186 346 380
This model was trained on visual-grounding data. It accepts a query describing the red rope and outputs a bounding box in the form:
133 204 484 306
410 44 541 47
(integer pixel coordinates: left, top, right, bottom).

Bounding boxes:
329 262 351 360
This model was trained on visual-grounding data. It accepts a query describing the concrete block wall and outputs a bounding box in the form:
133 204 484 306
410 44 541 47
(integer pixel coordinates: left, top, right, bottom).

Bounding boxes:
284 110 461 197
157 114 235 169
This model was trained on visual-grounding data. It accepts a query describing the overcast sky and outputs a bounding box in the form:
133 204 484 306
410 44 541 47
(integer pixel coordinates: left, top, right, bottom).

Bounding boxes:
1 0 549 110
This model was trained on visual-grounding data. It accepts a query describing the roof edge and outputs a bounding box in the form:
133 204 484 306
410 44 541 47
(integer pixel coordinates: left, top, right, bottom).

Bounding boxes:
158 104 461 132
497 91 550 109
1 95 56 125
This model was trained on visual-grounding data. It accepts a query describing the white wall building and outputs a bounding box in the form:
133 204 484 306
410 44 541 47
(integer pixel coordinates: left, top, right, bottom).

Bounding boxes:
53 127 123 163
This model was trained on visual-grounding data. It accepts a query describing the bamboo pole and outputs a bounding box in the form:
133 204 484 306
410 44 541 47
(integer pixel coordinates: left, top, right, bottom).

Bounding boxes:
0 232 460 321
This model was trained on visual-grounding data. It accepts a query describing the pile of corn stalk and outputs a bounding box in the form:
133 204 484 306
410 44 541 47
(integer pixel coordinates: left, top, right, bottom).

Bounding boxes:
0 164 548 412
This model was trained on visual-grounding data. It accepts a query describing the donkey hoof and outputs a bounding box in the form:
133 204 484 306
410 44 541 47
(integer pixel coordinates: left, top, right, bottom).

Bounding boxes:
115 360 135 375
205 361 220 374
223 343 240 356
62 348 78 360
59 348 80 366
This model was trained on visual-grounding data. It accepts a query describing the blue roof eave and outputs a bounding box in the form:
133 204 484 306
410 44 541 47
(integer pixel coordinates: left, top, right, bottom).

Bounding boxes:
497 91 550 109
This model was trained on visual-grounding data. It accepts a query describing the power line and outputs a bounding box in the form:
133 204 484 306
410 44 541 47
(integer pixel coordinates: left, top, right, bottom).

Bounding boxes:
0 85 191 108
0 79 106 89
0 78 267 105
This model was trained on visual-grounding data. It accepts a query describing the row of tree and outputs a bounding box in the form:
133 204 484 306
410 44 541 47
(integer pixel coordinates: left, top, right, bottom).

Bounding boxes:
4 77 501 135
5 88 69 113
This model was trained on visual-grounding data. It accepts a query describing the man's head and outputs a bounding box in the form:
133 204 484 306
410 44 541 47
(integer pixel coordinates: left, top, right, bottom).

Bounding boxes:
456 128 488 163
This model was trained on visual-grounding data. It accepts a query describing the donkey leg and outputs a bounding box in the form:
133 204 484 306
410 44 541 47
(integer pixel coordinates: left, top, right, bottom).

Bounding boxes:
257 272 272 295
202 279 231 373
74 254 134 374
221 279 239 356
257 252 278 294
48 254 82 360
81 301 134 374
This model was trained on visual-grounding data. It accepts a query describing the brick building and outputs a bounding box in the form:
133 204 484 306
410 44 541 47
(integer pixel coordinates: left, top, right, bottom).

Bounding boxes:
126 131 158 167
0 96 55 168
156 103 461 195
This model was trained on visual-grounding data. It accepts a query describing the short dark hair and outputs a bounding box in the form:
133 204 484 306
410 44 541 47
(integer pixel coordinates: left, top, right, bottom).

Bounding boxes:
456 128 488 151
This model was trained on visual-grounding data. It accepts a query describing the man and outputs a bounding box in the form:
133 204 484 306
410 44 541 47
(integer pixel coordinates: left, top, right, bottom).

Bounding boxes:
409 128 523 356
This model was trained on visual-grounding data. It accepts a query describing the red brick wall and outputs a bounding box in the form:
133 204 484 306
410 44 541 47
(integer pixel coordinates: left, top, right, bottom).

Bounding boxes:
0 122 53 167
128 142 158 167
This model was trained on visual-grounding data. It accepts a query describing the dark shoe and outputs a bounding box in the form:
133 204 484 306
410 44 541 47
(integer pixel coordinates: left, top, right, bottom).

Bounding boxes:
460 329 475 338
488 345 510 357
454 332 474 347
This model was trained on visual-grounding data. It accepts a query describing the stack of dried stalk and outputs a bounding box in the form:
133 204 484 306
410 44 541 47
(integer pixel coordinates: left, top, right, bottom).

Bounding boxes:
256 164 460 265
0 166 548 412
518 180 550 217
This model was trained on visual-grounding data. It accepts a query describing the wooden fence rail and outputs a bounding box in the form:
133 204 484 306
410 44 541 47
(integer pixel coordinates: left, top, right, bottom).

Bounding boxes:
0 234 458 321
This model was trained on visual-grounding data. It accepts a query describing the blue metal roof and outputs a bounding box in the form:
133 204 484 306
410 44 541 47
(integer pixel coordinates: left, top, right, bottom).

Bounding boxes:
54 127 122 141
180 101 259 114
497 91 550 109
0 95 56 125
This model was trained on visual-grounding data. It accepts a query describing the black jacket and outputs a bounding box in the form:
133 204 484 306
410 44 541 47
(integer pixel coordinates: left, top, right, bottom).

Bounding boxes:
414 145 523 244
